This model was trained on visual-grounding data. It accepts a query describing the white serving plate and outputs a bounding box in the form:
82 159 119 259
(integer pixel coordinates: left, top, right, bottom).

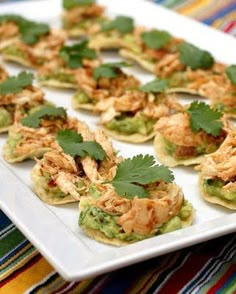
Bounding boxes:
0 0 235 281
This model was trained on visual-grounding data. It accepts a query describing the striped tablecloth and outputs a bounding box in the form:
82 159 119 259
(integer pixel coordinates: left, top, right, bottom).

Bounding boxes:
0 1 236 293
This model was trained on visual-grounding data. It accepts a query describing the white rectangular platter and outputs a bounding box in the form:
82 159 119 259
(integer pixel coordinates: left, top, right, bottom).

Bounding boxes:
0 0 236 281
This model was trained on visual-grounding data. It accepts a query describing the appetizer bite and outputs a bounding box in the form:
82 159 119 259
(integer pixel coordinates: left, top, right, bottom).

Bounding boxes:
0 14 22 50
0 15 66 68
0 64 8 82
72 62 140 111
3 106 72 163
154 101 228 167
31 125 121 205
0 71 48 133
96 79 182 143
119 28 183 73
89 15 143 51
203 64 236 118
37 40 100 89
199 129 236 210
79 154 194 246
62 0 107 38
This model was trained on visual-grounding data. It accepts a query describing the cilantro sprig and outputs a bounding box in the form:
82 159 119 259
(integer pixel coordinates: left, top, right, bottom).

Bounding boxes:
178 42 214 70
0 72 33 95
226 65 236 85
63 0 95 9
21 106 67 128
110 155 174 199
59 41 97 69
186 101 223 136
0 14 49 45
57 129 107 161
141 29 171 50
139 78 168 93
102 16 134 34
92 62 131 79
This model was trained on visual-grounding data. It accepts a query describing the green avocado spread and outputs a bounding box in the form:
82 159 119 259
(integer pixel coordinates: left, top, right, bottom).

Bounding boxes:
74 91 93 104
38 71 76 84
105 113 154 136
203 179 236 202
7 132 22 156
79 200 193 242
0 108 12 128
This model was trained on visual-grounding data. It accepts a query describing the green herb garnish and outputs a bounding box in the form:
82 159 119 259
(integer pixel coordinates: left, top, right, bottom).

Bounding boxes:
59 41 97 69
0 14 49 45
226 65 236 85
178 42 214 70
21 106 67 128
110 154 174 199
92 62 131 79
186 101 223 136
102 16 134 34
63 0 95 9
57 129 107 161
139 79 168 93
141 29 171 50
0 72 33 95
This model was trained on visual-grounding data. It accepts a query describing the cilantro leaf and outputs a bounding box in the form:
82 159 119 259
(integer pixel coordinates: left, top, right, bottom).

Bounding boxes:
57 129 107 161
139 78 168 93
102 16 134 34
63 0 95 9
21 106 67 128
110 154 174 199
141 29 171 50
0 14 49 45
226 65 236 85
178 42 214 70
92 62 131 79
186 101 223 136
59 41 97 69
0 72 33 95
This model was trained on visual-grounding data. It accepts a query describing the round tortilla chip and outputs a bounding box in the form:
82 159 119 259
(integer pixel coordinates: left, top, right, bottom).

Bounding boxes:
89 35 134 51
71 95 95 111
166 87 200 95
119 49 155 73
0 38 19 50
102 126 155 143
3 53 36 68
154 132 205 167
79 195 195 246
0 125 10 133
38 78 78 89
199 174 236 210
31 164 80 205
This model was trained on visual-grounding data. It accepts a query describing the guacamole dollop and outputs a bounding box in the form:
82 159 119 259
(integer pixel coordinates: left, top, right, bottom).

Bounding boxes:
0 108 12 128
203 179 236 202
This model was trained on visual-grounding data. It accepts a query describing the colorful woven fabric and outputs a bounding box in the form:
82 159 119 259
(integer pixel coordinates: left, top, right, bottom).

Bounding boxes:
0 0 236 293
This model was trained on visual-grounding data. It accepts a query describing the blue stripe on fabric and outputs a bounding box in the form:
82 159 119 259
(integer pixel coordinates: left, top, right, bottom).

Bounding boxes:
216 264 236 294
0 239 29 266
0 210 12 231
203 2 236 25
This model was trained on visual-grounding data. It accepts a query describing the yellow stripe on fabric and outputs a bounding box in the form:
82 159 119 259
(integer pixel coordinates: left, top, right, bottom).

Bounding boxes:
212 11 236 28
177 0 211 15
0 247 37 281
0 257 54 294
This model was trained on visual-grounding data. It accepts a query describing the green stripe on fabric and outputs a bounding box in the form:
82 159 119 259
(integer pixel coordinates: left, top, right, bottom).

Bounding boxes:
0 228 26 257
1 246 35 275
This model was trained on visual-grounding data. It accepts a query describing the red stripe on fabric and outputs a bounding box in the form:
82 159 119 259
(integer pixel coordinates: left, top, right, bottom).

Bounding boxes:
158 244 224 293
207 264 236 294
0 254 42 288
223 21 236 33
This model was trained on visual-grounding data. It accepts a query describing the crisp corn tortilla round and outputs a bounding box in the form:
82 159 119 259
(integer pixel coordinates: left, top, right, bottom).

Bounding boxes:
0 125 10 134
199 174 236 210
166 87 200 95
102 126 155 143
89 36 134 51
79 194 195 246
0 38 19 50
31 164 80 205
3 53 35 68
71 95 95 111
154 132 205 167
119 49 155 73
3 142 51 163
38 78 78 89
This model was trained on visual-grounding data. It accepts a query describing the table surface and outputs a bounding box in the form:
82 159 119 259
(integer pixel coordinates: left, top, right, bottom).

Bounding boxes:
0 0 236 293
